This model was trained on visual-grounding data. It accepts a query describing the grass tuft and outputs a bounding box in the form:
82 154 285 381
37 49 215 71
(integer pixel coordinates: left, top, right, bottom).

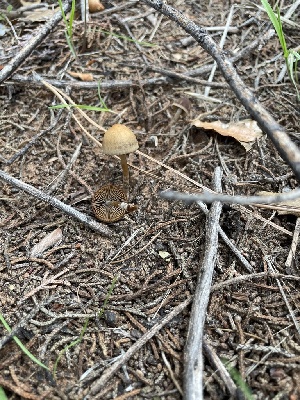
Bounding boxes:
57 0 77 58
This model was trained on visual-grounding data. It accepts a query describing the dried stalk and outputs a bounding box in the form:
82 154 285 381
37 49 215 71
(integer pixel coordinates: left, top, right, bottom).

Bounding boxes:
184 167 223 400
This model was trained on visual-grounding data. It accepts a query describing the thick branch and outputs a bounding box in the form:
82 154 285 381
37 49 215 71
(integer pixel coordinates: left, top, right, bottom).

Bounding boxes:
140 0 300 181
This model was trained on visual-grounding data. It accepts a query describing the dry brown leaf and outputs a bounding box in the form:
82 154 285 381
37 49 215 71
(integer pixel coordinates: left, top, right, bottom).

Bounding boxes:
257 191 300 216
68 71 94 82
192 119 263 151
23 7 58 22
89 0 105 13
30 228 63 257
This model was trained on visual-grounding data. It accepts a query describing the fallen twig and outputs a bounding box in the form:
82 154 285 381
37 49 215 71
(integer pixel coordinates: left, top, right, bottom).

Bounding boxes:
285 217 300 270
203 339 237 397
184 167 223 400
196 201 254 273
6 29 275 91
0 169 112 236
87 296 192 397
160 188 300 206
7 74 168 90
0 0 72 84
140 0 300 181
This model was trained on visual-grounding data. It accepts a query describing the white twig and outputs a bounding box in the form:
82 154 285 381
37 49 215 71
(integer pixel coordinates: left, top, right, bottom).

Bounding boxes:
204 4 235 97
184 167 223 400
160 188 300 206
285 217 300 269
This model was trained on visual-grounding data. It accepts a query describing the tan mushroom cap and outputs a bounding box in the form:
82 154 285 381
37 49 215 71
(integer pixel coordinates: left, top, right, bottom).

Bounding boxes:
102 124 139 155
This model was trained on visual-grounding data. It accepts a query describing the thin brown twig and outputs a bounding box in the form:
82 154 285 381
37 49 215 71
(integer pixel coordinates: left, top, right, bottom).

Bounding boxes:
0 376 48 400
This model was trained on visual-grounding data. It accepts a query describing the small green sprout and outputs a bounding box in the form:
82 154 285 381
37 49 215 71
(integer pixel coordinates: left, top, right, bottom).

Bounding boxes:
0 313 49 371
222 358 254 400
261 0 300 99
57 0 77 58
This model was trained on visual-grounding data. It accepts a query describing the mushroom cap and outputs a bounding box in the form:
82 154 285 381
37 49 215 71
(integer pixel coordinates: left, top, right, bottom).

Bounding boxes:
172 97 191 114
102 124 139 155
88 0 105 13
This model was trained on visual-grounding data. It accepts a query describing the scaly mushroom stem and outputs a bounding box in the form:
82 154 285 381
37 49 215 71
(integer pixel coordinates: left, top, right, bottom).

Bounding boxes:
119 154 129 198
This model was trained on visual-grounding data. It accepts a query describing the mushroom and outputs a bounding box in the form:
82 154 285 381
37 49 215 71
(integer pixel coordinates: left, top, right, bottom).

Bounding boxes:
92 184 138 223
170 97 191 125
88 0 105 13
102 124 139 195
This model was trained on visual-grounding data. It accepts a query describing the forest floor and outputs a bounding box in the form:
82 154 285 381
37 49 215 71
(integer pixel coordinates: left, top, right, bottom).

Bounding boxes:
0 0 300 399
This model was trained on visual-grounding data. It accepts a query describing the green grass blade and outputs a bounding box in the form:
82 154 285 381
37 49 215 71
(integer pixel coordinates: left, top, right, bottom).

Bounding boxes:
0 313 49 371
287 51 300 99
98 275 119 318
0 387 8 400
57 0 68 28
53 317 89 376
57 0 77 57
261 1 288 56
97 82 109 110
68 0 76 39
65 32 77 58
222 358 254 400
276 7 288 57
261 0 281 33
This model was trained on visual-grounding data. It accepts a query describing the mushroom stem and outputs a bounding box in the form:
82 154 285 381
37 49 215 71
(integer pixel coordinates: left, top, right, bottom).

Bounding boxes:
119 154 129 197
173 108 183 124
